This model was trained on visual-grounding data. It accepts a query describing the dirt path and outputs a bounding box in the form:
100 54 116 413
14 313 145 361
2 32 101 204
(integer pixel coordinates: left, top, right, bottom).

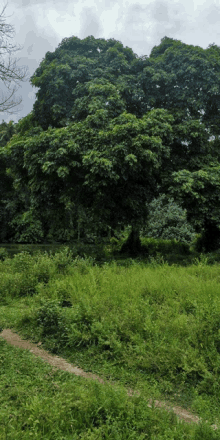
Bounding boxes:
0 328 218 430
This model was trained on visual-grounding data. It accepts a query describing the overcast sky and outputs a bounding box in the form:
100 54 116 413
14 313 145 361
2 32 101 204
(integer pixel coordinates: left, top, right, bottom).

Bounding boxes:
0 0 219 124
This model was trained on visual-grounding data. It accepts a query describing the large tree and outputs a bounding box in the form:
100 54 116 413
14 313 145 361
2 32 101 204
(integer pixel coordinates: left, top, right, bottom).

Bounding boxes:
3 35 220 250
3 79 174 247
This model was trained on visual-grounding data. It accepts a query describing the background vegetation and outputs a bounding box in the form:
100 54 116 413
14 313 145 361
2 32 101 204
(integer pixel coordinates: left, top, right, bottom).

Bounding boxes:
0 35 220 252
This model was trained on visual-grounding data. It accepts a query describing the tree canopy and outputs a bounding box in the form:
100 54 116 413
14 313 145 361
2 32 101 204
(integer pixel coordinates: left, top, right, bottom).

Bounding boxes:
141 37 220 137
1 35 220 251
30 36 142 129
3 103 174 240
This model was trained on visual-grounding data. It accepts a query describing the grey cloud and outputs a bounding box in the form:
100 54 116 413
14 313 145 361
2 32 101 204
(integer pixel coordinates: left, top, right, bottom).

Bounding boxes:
27 43 34 55
21 0 32 6
137 1 188 46
80 7 103 39
153 2 169 22
102 0 118 8
18 0 59 8
204 5 220 25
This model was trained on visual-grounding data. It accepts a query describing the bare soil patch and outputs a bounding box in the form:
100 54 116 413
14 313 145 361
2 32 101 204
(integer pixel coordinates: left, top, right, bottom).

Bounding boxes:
0 328 218 430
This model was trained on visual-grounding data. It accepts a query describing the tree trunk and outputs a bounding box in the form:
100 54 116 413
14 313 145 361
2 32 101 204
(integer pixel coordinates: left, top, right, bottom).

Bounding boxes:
197 218 220 252
120 225 143 256
77 219 80 242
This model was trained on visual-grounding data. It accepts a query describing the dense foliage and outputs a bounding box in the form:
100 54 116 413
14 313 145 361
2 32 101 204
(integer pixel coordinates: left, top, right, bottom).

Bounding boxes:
145 195 196 244
0 35 220 251
0 249 220 436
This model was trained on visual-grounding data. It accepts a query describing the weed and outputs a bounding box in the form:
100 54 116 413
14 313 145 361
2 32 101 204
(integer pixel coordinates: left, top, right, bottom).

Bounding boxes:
35 300 68 351
1 250 220 432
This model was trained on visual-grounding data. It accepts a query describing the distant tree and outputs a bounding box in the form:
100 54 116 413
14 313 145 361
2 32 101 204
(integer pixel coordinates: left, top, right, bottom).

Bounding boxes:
0 3 28 114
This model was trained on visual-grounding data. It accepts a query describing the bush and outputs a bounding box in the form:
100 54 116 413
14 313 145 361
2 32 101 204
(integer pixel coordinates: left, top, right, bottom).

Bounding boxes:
146 194 196 244
35 300 68 351
0 273 22 303
71 255 95 274
52 246 74 274
141 237 190 256
11 251 34 273
0 251 55 298
0 247 9 261
10 211 44 243
32 251 56 283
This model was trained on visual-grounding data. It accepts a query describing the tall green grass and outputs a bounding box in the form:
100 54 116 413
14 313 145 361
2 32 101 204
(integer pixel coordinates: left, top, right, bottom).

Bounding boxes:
0 247 220 433
2 338 217 439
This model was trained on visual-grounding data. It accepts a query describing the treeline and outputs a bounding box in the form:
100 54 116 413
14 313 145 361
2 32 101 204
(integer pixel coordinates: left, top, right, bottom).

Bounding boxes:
1 35 220 252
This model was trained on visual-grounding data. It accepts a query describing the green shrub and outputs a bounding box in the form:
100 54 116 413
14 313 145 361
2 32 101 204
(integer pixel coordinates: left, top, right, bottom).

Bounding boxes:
0 247 9 261
0 268 38 300
18 273 38 296
35 300 68 351
1 251 55 297
32 251 56 283
10 211 44 243
0 273 23 303
8 251 38 296
36 278 74 303
71 255 95 274
36 300 63 335
52 246 74 274
141 237 190 256
145 194 196 244
11 251 34 273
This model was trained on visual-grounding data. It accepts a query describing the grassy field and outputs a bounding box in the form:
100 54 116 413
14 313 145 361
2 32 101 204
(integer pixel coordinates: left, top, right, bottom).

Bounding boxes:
0 245 220 438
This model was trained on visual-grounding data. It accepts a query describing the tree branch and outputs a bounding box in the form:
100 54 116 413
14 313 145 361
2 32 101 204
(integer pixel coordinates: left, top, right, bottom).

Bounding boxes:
0 2 29 113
